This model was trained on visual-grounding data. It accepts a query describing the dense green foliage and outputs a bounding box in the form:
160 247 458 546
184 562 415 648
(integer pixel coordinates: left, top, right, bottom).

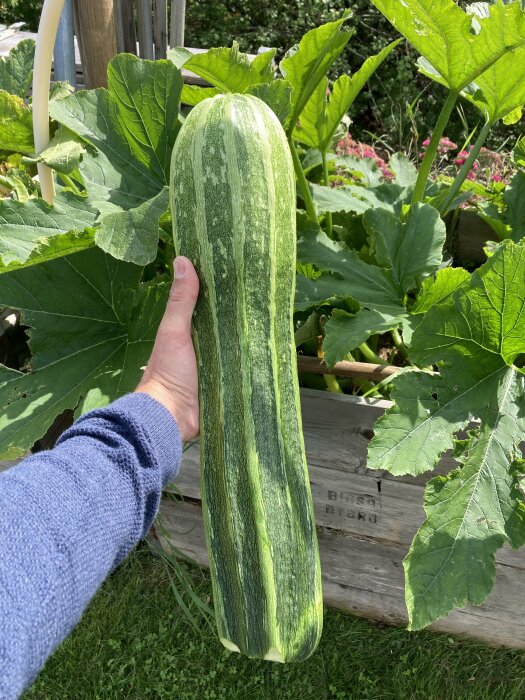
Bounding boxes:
2 2 525 638
25 547 525 699
0 0 42 30
0 0 516 147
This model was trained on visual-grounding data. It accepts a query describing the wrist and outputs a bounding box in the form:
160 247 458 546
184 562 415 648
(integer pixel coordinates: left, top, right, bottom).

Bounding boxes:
135 379 189 442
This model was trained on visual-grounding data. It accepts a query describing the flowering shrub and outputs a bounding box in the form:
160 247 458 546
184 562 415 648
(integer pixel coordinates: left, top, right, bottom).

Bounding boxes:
336 133 393 179
419 136 512 186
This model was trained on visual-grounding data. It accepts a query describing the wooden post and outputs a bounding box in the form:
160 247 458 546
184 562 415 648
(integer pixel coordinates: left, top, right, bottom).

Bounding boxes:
53 0 76 87
170 0 186 48
114 0 137 54
137 0 154 59
153 0 168 59
74 0 117 88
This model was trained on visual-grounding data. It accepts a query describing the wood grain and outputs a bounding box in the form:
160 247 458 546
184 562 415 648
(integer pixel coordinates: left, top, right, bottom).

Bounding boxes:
158 498 525 649
114 0 137 54
298 356 399 381
137 0 154 59
153 0 168 59
74 0 117 88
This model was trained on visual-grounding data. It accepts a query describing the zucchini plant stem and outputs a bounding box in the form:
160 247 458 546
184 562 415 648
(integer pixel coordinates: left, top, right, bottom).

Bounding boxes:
391 327 416 367
438 121 492 215
358 342 388 366
321 150 333 237
411 90 459 205
290 139 318 223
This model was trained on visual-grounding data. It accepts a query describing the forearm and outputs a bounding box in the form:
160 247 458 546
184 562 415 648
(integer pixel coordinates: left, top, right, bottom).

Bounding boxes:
0 393 182 699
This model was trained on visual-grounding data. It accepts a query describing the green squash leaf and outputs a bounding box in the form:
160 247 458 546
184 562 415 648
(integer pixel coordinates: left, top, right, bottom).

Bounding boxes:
310 181 407 214
293 40 400 151
368 240 525 629
181 84 221 106
297 227 404 314
0 191 97 270
323 307 405 366
168 46 193 69
411 267 470 314
247 80 293 124
389 153 418 187
296 225 407 361
0 38 35 98
372 0 525 91
363 203 446 295
280 13 353 136
172 43 275 93
49 54 181 264
94 186 169 266
336 155 384 187
22 127 85 174
0 247 169 457
0 90 33 154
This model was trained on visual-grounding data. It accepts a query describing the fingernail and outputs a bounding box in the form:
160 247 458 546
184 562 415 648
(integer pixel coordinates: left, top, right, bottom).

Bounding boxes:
174 257 186 278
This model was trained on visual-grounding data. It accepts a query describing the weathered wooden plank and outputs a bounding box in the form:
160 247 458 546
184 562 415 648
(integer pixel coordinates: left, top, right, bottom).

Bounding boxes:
158 498 525 649
137 0 154 59
153 0 168 59
170 0 186 48
74 0 117 88
114 0 137 54
171 414 522 570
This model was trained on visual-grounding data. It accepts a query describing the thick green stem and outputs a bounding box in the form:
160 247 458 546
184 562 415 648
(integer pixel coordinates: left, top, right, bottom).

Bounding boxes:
391 328 409 358
411 91 459 205
58 172 83 196
323 373 344 394
290 139 317 223
358 342 388 366
321 150 333 237
438 121 492 215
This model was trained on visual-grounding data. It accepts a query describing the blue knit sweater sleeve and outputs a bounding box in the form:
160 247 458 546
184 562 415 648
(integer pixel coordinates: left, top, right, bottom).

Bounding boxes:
0 392 183 699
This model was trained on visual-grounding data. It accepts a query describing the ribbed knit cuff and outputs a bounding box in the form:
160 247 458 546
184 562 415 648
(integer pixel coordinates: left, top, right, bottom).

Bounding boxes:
98 392 184 485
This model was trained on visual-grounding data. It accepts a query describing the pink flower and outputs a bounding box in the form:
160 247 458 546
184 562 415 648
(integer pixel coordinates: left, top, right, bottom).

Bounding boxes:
491 173 503 182
422 138 431 147
438 137 458 153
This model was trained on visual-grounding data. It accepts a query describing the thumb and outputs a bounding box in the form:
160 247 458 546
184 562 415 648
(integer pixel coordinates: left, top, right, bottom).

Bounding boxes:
162 256 200 335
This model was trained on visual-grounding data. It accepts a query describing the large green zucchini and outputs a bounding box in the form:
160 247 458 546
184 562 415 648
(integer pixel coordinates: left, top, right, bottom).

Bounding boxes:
170 93 322 662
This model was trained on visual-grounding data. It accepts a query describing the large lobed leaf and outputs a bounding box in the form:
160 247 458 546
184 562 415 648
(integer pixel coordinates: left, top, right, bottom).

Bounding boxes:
0 191 97 271
280 13 353 136
293 40 400 152
0 247 169 458
368 240 525 629
372 0 525 91
0 90 33 154
296 203 445 364
49 54 182 265
170 42 275 93
0 38 35 98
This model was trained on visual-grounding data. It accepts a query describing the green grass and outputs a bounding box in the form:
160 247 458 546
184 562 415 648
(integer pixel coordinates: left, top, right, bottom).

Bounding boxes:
24 545 525 700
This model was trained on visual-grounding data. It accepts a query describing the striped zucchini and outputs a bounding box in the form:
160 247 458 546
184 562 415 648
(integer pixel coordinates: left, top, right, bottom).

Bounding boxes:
170 94 323 662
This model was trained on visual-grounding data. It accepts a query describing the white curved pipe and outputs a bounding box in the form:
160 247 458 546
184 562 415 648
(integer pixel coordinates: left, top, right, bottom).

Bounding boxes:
33 0 66 204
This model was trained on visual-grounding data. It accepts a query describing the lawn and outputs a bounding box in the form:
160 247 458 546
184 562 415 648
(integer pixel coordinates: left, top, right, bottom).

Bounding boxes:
24 544 525 700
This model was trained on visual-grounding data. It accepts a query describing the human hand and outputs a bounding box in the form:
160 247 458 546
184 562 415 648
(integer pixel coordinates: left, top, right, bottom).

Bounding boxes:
135 256 200 442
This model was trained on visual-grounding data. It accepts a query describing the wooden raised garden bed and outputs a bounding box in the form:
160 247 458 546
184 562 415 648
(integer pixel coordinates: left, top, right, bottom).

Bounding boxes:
159 386 525 650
